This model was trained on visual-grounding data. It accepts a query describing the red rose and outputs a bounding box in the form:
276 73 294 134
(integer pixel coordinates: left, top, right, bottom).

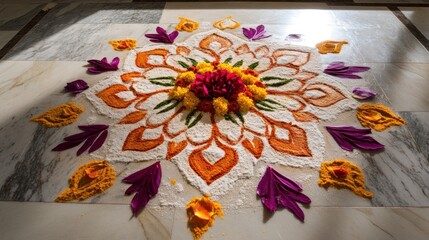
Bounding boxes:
175 79 188 87
187 66 197 72
228 101 240 112
243 69 259 77
244 90 253 99
211 60 220 67
254 81 266 88
197 100 214 113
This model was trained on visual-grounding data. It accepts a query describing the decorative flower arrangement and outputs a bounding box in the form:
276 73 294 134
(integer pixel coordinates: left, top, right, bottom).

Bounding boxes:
168 60 267 118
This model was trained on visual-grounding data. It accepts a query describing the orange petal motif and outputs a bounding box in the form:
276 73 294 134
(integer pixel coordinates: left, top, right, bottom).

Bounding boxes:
268 121 312 157
175 17 200 32
121 72 142 83
123 126 164 151
31 102 84 128
109 39 137 51
96 84 137 109
186 195 223 240
136 49 169 68
272 49 310 66
356 103 406 131
167 140 188 160
242 137 264 158
189 139 238 185
199 33 233 56
301 83 346 107
118 110 147 124
318 159 372 198
292 111 319 122
55 160 116 202
316 40 348 54
213 16 240 30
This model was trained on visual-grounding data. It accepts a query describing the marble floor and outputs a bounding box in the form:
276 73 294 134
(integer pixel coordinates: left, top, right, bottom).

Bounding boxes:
0 1 429 240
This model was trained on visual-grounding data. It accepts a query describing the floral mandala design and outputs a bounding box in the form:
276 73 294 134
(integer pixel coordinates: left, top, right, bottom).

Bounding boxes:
87 30 356 196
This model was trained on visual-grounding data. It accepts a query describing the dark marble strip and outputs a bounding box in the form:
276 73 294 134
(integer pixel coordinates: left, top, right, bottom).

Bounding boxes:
389 6 429 52
328 3 429 7
0 8 51 60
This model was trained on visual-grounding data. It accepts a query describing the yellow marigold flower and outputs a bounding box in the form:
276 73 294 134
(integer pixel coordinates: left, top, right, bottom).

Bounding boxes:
241 74 258 85
213 97 229 116
248 85 267 101
237 93 254 112
196 61 214 74
232 67 244 77
217 63 233 73
169 86 189 100
177 71 196 84
183 92 200 110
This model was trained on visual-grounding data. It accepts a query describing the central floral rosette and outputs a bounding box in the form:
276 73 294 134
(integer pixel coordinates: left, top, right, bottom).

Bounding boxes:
169 61 267 117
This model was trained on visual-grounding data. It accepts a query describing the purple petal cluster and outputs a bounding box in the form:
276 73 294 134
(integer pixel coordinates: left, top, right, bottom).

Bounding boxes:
64 80 88 94
324 62 370 79
242 25 271 41
123 162 162 214
257 166 311 222
145 27 179 44
190 70 245 100
326 125 384 151
352 87 377 100
52 125 109 156
87 57 119 74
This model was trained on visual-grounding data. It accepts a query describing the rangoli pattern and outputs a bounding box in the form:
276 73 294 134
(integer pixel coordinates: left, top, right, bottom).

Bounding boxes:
86 30 356 196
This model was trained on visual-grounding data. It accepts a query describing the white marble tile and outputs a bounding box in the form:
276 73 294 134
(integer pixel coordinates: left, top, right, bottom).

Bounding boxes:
400 111 429 159
0 3 45 30
171 206 429 240
0 30 16 48
0 201 147 240
400 7 429 39
160 2 337 26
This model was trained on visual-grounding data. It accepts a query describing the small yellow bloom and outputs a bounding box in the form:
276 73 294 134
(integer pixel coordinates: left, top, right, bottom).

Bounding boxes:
213 97 229 116
248 85 267 101
169 86 189 100
216 63 233 73
237 93 254 112
196 62 214 74
241 74 258 85
175 17 200 32
183 92 200 110
177 71 196 84
232 67 244 77
108 39 137 51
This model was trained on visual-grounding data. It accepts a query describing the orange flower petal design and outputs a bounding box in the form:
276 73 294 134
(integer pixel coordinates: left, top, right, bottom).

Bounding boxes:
136 49 169 68
175 17 200 32
189 139 238 185
316 40 348 54
176 46 191 55
122 126 164 151
55 160 116 202
109 39 137 51
301 83 346 107
96 84 137 109
213 16 240 30
292 111 319 122
242 137 264 158
121 72 143 83
186 195 223 240
31 102 83 128
356 103 406 131
272 49 310 66
268 119 312 157
199 33 233 56
118 110 147 124
318 159 372 198
166 140 188 160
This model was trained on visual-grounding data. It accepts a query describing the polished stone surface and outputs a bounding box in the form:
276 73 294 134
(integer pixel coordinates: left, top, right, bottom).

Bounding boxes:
0 31 16 48
0 3 45 30
400 7 429 39
0 2 429 239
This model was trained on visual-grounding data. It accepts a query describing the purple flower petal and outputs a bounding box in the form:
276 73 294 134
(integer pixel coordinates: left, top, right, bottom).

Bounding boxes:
145 27 178 44
52 140 83 151
88 129 108 153
242 25 271 41
352 87 376 100
324 62 370 79
257 166 310 222
87 57 120 74
326 125 384 151
122 162 162 215
77 134 98 156
64 80 89 94
78 124 109 132
168 30 179 42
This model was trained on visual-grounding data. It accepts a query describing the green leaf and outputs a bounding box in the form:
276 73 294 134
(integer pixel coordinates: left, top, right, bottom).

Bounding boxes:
257 101 276 109
255 103 274 112
178 61 190 69
261 76 291 81
148 76 175 81
247 61 259 70
263 98 286 107
154 99 173 110
232 60 244 67
185 109 198 125
223 57 233 64
188 113 203 129
265 79 294 87
203 58 210 63
234 111 245 123
224 114 238 125
186 57 199 67
149 80 175 87
158 100 180 114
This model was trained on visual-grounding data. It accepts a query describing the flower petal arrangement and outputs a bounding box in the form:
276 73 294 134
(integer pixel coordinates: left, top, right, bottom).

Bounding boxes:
352 87 376 100
86 30 356 197
242 25 271 41
64 80 89 94
145 27 179 44
87 57 119 74
326 125 384 151
323 62 370 79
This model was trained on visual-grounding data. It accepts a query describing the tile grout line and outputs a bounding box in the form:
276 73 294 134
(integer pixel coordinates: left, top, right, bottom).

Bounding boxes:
388 6 429 52
0 4 55 60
